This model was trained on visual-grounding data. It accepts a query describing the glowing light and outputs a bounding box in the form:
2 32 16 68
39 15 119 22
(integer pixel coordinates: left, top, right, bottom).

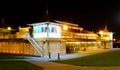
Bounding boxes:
26 28 29 31
113 38 116 41
75 42 80 44
69 42 73 43
97 42 101 43
63 25 68 30
81 42 85 43
87 42 91 43
92 42 95 43
7 27 11 30
99 31 103 34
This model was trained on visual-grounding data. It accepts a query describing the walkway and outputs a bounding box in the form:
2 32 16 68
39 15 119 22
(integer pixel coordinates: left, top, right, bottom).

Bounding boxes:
29 61 120 70
26 49 112 61
27 49 120 70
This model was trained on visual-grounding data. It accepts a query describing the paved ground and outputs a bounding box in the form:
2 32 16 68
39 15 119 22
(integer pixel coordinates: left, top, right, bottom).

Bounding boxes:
26 49 112 61
26 49 120 70
1 49 119 70
29 60 120 70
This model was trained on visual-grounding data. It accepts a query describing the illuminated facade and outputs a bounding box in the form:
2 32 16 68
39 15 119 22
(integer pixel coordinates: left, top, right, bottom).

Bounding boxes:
0 15 114 56
0 21 114 56
22 20 113 56
98 25 114 49
16 26 30 38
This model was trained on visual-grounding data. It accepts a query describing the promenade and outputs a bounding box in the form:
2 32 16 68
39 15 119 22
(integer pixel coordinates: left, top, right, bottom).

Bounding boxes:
27 49 120 70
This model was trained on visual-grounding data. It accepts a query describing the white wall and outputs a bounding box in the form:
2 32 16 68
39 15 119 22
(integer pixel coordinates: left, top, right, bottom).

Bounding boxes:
33 23 61 38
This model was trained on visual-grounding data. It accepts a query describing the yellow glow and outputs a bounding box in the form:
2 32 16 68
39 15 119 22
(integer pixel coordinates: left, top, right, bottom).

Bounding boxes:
26 28 29 31
92 42 96 43
87 42 91 43
99 31 103 34
69 42 73 43
97 42 101 43
81 42 85 43
80 28 83 31
7 27 11 30
75 42 80 44
63 25 68 30
113 38 116 41
106 38 110 40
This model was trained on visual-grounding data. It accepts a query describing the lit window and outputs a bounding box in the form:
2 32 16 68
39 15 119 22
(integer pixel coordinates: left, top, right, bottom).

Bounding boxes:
45 27 49 32
51 27 57 32
41 27 49 32
34 27 41 33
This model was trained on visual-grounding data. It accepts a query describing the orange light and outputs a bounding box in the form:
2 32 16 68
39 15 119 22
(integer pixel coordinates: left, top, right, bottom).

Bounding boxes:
63 25 68 30
113 38 116 41
99 31 103 34
7 27 11 30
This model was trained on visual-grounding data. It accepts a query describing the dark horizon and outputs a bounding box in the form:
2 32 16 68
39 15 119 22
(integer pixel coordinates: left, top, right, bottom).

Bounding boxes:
0 0 120 39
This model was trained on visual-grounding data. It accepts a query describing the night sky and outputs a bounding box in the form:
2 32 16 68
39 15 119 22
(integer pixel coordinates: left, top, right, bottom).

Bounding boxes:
0 0 120 39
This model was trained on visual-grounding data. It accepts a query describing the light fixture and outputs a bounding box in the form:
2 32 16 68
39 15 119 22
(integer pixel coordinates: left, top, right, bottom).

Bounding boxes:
7 27 11 30
63 25 68 30
99 31 103 34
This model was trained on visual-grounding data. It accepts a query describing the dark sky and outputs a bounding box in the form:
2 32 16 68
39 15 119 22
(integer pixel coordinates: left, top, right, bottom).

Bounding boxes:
0 0 120 39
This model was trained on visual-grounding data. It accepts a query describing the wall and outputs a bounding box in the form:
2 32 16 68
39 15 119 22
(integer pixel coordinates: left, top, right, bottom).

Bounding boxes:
0 41 40 56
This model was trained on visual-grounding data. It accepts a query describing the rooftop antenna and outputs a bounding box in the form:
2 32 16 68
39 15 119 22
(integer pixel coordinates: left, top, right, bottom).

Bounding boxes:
0 16 6 28
42 4 51 22
103 24 109 32
2 17 4 24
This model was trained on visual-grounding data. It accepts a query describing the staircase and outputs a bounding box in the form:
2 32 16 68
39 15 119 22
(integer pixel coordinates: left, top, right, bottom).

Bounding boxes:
25 33 44 56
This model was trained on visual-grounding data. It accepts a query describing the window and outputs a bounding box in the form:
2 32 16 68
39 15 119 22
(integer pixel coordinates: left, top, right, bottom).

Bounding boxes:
51 27 57 32
41 27 44 32
34 27 41 33
45 27 48 32
104 35 109 37
41 27 49 32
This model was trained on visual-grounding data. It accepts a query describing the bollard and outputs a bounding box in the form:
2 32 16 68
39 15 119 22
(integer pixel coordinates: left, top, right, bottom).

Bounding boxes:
49 52 51 59
58 53 60 60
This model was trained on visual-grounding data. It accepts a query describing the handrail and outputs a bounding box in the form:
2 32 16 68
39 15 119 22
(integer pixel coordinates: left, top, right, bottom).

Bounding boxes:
25 33 44 56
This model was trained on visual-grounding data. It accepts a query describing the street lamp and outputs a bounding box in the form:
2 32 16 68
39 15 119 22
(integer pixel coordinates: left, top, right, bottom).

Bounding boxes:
7 27 12 38
7 27 12 53
113 38 116 41
7 27 11 31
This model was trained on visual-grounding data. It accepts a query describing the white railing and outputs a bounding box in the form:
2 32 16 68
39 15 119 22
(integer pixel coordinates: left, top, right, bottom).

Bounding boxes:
25 33 44 56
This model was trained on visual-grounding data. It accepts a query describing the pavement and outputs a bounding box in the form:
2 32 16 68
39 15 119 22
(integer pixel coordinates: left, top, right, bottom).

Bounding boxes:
26 49 112 61
26 49 120 70
29 60 120 70
1 49 120 70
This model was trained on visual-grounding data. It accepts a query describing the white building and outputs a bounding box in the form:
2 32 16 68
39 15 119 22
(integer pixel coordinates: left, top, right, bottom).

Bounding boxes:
0 11 114 57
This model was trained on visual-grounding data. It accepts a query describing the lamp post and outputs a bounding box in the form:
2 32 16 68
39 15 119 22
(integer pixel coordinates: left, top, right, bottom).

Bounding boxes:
7 27 11 53
7 27 11 39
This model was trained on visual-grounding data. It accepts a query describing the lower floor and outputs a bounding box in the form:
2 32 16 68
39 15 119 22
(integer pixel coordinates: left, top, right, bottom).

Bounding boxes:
66 41 113 53
0 39 113 56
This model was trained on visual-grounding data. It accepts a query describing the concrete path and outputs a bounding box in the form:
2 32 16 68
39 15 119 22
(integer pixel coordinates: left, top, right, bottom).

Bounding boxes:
29 61 120 70
25 49 112 61
27 49 120 70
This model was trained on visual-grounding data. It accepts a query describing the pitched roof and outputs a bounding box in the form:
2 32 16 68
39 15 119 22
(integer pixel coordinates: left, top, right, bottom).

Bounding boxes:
103 25 109 32
0 18 7 28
